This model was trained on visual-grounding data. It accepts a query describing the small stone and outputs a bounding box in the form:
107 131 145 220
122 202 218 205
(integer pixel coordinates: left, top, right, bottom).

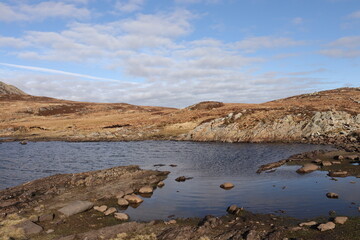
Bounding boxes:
94 205 107 212
139 186 153 194
313 159 322 164
317 222 336 231
169 164 177 167
220 182 234 189
331 161 341 165
124 188 134 195
227 205 238 214
168 220 177 224
299 221 317 227
116 191 125 199
175 176 186 182
157 181 165 187
46 229 54 234
291 227 302 231
346 155 359 160
326 192 339 199
334 155 344 160
124 194 143 204
321 161 332 167
334 216 348 224
104 207 117 216
39 213 55 222
114 213 129 221
117 198 129 206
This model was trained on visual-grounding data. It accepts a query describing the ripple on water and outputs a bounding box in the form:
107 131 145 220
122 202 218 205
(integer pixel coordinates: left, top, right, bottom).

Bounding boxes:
0 141 350 220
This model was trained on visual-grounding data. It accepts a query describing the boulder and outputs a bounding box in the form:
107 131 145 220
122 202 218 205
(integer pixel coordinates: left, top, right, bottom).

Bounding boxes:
114 213 129 221
94 205 107 212
326 192 339 199
104 207 117 216
58 201 94 217
124 194 143 204
15 220 43 235
334 216 348 224
139 186 153 194
157 181 165 187
317 222 335 231
117 198 129 206
296 163 319 174
299 221 317 227
220 182 234 189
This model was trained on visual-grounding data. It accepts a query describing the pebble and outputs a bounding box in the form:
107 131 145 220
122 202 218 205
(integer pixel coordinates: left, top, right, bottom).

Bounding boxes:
124 194 143 204
139 186 153 194
157 181 165 187
299 221 317 227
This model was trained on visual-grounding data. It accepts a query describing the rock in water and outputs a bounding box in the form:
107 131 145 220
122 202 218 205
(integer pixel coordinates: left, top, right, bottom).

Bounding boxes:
317 222 336 231
157 181 165 187
117 198 129 206
139 186 153 194
326 192 339 198
175 176 186 182
296 163 319 173
58 200 94 217
124 194 143 204
15 220 43 235
220 182 234 189
114 213 129 221
334 216 348 224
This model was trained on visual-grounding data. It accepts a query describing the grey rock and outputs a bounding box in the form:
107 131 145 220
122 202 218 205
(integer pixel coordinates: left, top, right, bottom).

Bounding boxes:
58 200 94 217
15 220 43 235
317 222 335 231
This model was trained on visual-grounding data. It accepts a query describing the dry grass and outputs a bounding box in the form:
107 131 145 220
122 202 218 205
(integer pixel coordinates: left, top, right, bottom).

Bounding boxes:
0 214 26 240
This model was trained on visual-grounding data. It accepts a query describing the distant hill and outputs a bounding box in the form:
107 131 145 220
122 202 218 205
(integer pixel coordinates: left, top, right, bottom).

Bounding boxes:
0 81 27 95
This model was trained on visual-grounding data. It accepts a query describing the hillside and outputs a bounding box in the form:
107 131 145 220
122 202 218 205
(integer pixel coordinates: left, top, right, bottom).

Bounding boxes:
0 81 27 95
0 82 359 145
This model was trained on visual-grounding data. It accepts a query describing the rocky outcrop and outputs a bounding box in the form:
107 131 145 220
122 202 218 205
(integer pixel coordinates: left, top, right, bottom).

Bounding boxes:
182 111 360 143
0 81 27 95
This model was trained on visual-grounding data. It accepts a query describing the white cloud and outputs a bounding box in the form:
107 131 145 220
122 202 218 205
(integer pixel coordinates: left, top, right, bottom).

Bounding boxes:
320 36 360 58
115 0 146 13
0 36 29 48
0 1 90 22
234 36 305 52
348 10 360 19
292 17 303 25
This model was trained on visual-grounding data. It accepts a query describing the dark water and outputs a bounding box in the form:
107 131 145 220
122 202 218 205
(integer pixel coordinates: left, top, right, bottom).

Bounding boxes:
1 141 359 221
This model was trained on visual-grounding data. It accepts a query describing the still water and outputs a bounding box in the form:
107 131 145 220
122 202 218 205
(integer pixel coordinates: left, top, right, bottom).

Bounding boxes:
1 141 358 220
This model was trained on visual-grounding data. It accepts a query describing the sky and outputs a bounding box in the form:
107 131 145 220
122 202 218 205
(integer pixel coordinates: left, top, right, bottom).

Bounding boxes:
0 0 359 107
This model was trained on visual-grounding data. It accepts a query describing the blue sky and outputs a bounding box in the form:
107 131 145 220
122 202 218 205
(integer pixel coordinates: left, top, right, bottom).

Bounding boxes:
0 0 359 107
